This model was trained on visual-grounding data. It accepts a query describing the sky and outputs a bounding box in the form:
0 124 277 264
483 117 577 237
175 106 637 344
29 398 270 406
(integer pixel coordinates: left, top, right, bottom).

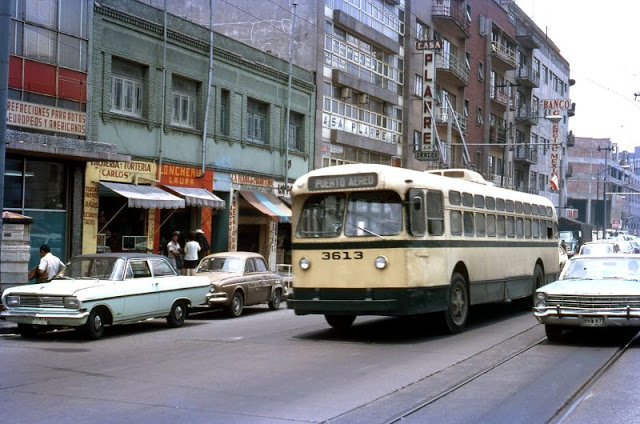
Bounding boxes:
515 0 640 153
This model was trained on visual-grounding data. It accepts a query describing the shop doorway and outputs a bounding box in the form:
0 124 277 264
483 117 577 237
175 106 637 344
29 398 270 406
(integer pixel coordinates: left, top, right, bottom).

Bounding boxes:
99 198 146 252
237 224 262 253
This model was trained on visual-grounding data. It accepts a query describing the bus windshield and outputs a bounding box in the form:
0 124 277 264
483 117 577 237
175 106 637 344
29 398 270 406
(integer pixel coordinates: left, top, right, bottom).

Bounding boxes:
296 191 402 238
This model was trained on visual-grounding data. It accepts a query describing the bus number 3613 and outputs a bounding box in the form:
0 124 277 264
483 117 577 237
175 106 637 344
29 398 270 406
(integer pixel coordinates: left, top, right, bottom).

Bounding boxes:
321 251 364 260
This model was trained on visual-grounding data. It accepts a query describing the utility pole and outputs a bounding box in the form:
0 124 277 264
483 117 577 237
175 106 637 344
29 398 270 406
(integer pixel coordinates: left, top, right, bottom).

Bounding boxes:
598 143 614 238
0 1 13 259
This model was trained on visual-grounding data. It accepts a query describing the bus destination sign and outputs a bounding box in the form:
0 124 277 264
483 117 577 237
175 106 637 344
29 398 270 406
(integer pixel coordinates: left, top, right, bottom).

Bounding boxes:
308 173 378 191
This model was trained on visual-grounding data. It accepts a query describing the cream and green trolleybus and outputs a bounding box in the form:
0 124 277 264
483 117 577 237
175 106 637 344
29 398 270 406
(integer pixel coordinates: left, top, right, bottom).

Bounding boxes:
287 164 560 333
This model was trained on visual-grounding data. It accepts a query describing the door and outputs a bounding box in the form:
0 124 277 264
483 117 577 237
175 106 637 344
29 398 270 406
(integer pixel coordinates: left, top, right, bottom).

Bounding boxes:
122 259 159 320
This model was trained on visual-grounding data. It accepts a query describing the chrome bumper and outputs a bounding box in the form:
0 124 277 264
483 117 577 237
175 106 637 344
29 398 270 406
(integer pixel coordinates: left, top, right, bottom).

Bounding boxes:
0 309 90 327
534 306 640 327
205 293 229 305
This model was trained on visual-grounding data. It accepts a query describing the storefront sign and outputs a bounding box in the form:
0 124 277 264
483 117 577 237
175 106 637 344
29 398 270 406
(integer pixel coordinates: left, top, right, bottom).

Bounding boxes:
6 99 86 136
308 173 378 191
321 113 400 144
161 164 211 187
231 174 273 188
421 49 437 151
89 161 155 183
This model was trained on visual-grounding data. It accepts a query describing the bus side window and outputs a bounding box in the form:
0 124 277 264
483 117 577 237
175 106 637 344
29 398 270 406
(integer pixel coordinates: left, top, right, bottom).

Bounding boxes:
408 189 426 236
463 211 474 236
450 210 462 236
427 190 444 236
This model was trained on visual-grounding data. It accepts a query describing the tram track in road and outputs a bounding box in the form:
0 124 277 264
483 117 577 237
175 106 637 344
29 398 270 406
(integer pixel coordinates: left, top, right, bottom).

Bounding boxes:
382 335 548 424
549 330 639 424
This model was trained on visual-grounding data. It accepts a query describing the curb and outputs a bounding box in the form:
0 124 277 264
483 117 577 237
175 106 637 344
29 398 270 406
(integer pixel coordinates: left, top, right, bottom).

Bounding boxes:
0 319 18 335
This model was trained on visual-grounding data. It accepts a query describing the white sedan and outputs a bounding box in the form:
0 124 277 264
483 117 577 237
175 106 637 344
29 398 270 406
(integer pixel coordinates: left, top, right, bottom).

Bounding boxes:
534 254 640 341
1 253 210 339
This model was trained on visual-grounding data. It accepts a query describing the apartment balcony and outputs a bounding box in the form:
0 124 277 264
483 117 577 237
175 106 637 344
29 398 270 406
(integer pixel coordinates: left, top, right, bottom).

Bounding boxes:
434 106 467 134
491 43 517 71
490 86 509 110
489 127 506 144
515 104 539 125
516 66 540 88
513 144 537 165
516 26 541 50
435 52 469 87
432 2 470 39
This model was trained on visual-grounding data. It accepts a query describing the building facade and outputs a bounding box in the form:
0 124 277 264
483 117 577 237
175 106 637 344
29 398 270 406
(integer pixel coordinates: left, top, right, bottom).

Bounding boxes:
6 0 129 271
90 0 316 267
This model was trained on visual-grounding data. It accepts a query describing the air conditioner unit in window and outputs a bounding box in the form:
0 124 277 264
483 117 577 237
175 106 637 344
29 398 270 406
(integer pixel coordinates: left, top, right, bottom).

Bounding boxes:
358 93 369 105
340 87 352 99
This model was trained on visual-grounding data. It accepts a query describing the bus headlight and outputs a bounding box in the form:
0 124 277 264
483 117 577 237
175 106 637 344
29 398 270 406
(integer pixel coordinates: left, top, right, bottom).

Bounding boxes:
299 257 311 270
535 292 547 308
374 256 388 270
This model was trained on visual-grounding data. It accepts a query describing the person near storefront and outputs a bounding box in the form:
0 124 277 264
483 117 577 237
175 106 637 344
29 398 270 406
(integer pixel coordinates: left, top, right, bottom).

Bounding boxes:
183 232 201 276
167 231 184 274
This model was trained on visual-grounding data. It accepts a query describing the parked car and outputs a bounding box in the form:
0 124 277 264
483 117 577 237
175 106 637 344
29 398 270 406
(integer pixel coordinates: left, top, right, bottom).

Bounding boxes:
533 254 640 341
577 241 620 255
1 253 210 339
558 245 568 270
196 252 286 317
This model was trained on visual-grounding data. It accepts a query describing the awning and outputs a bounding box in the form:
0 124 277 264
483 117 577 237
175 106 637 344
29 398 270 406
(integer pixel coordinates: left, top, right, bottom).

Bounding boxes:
163 185 225 209
100 182 185 209
238 190 292 223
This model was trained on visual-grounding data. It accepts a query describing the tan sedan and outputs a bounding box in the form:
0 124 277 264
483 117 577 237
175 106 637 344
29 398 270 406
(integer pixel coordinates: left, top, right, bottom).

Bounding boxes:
196 252 286 317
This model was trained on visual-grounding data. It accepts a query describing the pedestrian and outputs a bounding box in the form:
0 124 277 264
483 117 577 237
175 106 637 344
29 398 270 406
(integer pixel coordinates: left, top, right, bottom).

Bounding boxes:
194 228 210 260
183 231 201 276
167 231 184 274
28 244 66 283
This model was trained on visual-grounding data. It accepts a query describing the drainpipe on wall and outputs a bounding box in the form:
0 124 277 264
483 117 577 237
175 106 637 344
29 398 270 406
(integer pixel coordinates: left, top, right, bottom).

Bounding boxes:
283 1 297 196
156 0 168 181
199 0 215 178
0 1 11 258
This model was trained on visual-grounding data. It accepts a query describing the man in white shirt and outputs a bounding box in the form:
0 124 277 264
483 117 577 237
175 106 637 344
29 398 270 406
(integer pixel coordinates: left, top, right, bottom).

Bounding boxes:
28 244 66 283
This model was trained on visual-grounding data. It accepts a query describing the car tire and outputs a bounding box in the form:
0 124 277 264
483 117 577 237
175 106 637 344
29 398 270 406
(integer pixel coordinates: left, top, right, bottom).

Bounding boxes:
84 308 106 340
325 314 356 331
268 288 282 310
226 291 244 318
167 301 188 328
443 273 469 334
17 324 39 338
545 324 564 342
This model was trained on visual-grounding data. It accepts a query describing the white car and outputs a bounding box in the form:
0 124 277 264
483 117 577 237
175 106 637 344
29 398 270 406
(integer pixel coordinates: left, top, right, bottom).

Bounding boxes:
534 254 640 341
1 253 210 339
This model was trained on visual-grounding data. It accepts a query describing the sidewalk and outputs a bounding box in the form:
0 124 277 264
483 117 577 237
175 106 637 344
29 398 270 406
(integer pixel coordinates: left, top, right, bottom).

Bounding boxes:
0 318 18 335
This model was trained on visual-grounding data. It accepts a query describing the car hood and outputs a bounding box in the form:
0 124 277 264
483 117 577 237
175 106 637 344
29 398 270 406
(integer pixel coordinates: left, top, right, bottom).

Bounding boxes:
197 271 242 283
3 279 110 297
538 279 640 296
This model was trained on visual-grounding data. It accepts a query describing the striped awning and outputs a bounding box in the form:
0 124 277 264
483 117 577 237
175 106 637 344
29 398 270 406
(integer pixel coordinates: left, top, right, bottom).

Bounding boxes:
163 185 225 209
100 182 185 209
238 190 291 223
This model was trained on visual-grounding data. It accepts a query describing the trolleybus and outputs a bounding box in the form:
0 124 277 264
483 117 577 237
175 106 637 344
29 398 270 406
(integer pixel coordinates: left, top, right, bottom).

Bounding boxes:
287 164 560 333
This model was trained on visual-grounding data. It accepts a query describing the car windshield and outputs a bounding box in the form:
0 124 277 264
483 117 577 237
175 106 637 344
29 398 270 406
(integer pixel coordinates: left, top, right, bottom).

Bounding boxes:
62 257 125 280
579 244 614 255
198 257 244 273
561 257 640 280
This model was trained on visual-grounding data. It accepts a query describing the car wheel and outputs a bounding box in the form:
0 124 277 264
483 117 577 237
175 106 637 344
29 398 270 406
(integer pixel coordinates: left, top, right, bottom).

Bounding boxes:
167 301 188 328
325 314 356 331
226 291 244 318
443 273 469 334
545 324 565 342
268 288 282 310
17 324 39 338
84 308 106 340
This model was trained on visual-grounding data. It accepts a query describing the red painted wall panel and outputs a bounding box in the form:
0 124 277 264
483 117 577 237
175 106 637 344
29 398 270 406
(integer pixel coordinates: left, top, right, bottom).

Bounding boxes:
58 68 87 102
23 60 56 96
8 56 23 89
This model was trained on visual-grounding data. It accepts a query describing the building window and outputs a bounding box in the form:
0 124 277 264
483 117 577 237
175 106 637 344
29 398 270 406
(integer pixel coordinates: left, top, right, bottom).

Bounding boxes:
416 20 429 40
111 58 144 117
413 130 421 152
288 112 304 151
220 89 230 136
478 61 484 80
172 76 197 128
247 98 268 144
476 107 483 125
414 74 423 97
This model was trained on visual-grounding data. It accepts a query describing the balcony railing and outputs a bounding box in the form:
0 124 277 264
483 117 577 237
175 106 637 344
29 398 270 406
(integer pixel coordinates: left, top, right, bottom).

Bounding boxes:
515 104 539 125
491 43 517 70
516 66 540 87
435 106 467 134
513 144 538 164
490 86 509 107
432 3 470 38
435 52 470 86
489 127 506 144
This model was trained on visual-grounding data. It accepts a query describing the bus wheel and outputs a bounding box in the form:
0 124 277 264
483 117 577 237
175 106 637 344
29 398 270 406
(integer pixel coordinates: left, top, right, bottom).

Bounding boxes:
325 315 355 331
444 273 469 334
